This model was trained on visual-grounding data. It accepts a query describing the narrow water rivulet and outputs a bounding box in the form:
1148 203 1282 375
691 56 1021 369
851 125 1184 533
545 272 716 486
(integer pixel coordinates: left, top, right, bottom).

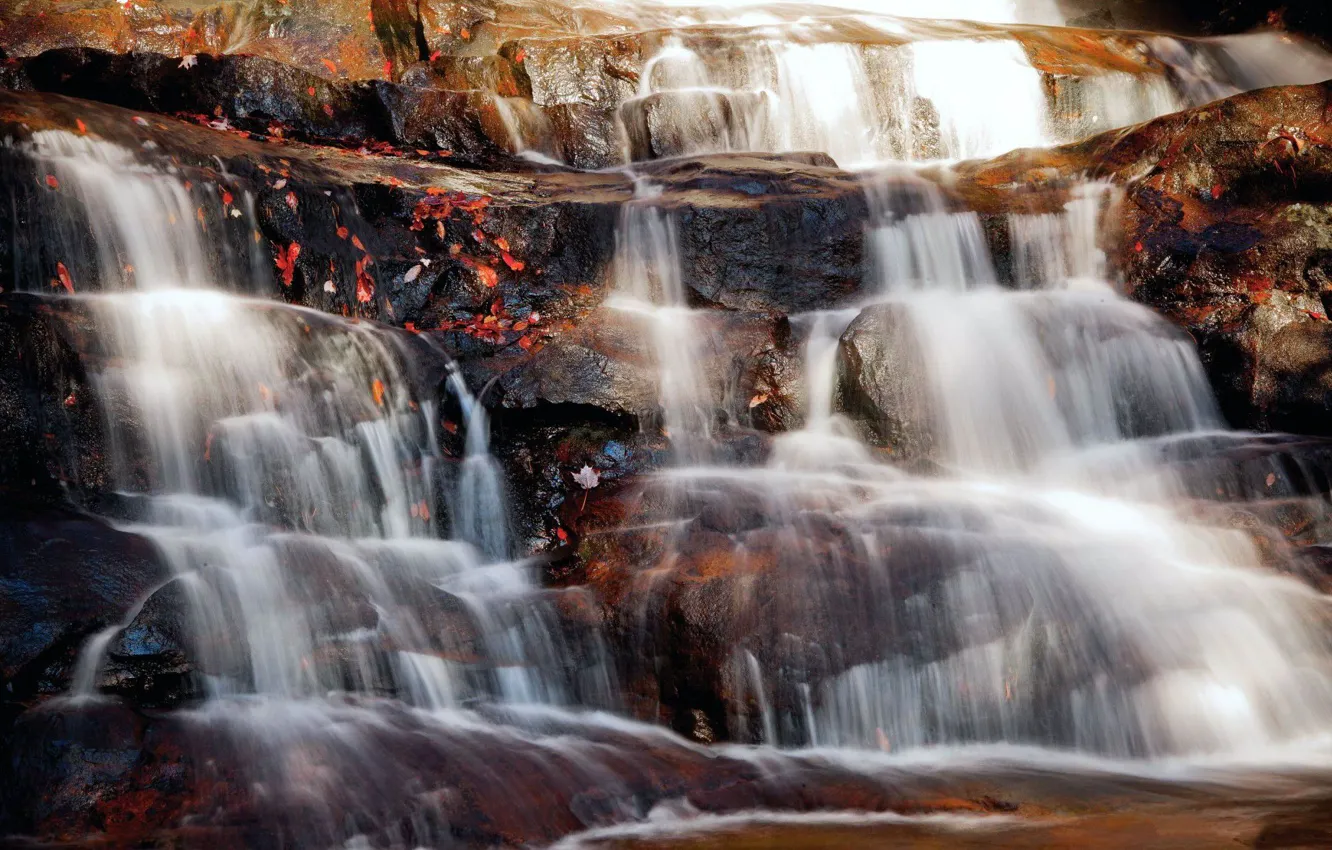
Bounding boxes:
6 0 1332 846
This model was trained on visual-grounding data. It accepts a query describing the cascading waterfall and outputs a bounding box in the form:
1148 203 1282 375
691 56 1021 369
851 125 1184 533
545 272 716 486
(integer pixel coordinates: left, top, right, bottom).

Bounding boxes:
30 131 601 719
17 0 1332 844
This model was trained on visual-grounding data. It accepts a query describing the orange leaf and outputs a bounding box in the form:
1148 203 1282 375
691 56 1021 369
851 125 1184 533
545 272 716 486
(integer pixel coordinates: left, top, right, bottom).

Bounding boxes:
352 234 366 251
56 262 74 293
372 378 385 407
501 252 524 271
355 257 375 303
493 236 510 252
44 174 59 189
275 242 301 287
75 119 87 134
321 58 338 75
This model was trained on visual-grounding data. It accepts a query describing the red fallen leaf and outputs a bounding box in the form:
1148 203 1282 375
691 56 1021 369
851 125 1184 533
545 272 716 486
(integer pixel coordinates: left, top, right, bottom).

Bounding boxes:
75 119 87 134
307 86 316 96
429 50 442 61
221 189 234 205
275 242 301 286
494 236 510 252
442 420 458 434
472 228 486 244
355 256 375 303
404 321 419 333
285 191 298 211
460 255 498 287
1211 184 1224 199
501 252 524 271
518 335 533 350
44 174 58 189
323 104 334 118
514 48 526 63
333 226 347 240
556 527 568 542
513 320 528 332
56 262 74 293
321 58 338 75
63 392 77 407
352 234 366 251
1134 241 1144 252
383 60 393 78
371 378 385 407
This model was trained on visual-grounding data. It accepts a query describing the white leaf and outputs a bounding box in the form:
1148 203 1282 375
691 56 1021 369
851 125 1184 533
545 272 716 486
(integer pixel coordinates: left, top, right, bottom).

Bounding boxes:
529 312 541 324
572 465 599 489
404 264 422 283
323 280 336 293
179 54 198 70
229 208 242 218
420 258 432 267
273 178 288 190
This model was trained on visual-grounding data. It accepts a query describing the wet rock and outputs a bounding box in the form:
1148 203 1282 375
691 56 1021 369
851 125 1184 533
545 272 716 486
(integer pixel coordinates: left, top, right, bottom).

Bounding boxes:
0 0 402 81
0 695 991 847
99 578 203 706
621 90 768 161
20 48 378 143
951 80 1332 434
835 302 935 456
0 296 105 504
0 508 168 704
1 700 202 842
641 154 869 313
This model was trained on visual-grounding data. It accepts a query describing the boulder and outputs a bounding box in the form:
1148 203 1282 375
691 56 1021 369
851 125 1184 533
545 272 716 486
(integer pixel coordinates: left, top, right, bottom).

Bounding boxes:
0 509 168 706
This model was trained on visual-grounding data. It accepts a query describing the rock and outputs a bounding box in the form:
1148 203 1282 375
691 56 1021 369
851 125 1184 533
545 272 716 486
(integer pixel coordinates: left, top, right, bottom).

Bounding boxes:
0 696 989 847
20 48 378 143
0 0 404 81
835 302 935 456
0 296 105 504
950 80 1332 434
0 508 168 705
99 578 202 706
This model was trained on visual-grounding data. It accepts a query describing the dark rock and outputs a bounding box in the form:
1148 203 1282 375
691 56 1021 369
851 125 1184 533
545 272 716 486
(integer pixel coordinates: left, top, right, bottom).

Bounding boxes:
99 578 203 706
835 302 934 456
0 508 168 704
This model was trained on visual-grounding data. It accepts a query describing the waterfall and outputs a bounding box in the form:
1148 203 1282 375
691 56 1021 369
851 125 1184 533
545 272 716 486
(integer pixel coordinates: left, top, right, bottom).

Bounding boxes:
28 131 595 712
14 1 1332 844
